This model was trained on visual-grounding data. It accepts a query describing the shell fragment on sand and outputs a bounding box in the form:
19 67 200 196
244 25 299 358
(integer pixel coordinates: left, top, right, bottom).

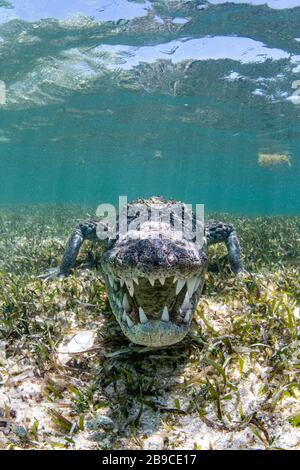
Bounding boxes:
57 330 97 365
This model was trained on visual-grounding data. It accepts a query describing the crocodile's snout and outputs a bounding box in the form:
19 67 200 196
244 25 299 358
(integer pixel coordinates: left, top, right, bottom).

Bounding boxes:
104 237 205 276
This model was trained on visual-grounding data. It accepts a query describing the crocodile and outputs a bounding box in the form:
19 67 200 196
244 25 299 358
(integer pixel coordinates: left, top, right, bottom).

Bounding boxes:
41 197 243 347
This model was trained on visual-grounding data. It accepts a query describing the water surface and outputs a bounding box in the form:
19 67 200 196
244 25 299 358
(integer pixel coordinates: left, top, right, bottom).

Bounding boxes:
1 0 300 214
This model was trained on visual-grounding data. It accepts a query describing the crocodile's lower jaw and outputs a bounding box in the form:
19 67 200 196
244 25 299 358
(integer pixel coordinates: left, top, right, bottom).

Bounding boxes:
104 271 205 346
119 319 191 347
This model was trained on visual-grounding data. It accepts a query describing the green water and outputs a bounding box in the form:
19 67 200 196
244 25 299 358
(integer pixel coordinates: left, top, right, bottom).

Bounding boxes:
1 0 300 214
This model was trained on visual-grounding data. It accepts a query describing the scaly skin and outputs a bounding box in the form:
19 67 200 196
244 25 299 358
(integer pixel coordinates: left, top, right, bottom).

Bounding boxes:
41 197 243 347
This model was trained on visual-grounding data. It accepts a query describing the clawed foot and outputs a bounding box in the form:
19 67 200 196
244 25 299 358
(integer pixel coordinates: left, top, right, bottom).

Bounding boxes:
37 267 64 281
235 267 250 278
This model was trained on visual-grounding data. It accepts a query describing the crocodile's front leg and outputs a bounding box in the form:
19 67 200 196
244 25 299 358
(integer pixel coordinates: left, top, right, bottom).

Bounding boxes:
39 220 100 279
205 221 243 274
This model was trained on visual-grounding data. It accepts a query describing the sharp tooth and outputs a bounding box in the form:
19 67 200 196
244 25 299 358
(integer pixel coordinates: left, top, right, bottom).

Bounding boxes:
161 306 169 322
133 277 139 285
126 280 134 297
122 294 130 312
126 314 134 328
120 278 125 287
194 276 202 292
129 285 134 297
149 277 155 287
182 291 190 310
187 277 198 298
183 310 190 323
138 307 148 324
122 310 127 321
159 277 165 285
176 279 185 295
108 275 114 288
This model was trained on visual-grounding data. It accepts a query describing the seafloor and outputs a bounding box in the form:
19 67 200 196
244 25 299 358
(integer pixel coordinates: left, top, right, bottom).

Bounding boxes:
0 206 299 450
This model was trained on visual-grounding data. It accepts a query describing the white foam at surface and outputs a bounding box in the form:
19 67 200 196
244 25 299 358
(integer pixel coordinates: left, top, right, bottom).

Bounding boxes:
209 0 300 10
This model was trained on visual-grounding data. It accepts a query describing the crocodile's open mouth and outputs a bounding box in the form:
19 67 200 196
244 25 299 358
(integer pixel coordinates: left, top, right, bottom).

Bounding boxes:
103 270 206 346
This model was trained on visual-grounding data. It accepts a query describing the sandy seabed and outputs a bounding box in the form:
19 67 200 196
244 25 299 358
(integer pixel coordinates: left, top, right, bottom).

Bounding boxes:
0 206 300 450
